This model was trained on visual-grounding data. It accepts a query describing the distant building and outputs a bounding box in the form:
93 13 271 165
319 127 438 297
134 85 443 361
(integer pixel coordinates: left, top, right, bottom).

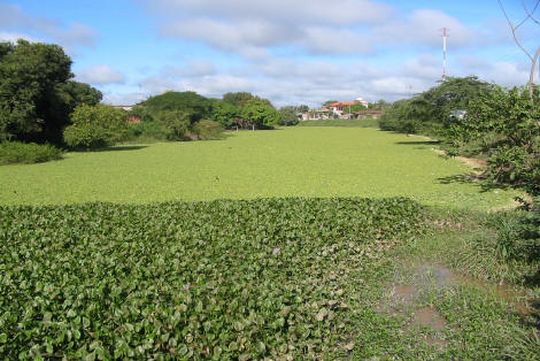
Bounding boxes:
112 105 134 111
299 96 372 121
354 97 369 108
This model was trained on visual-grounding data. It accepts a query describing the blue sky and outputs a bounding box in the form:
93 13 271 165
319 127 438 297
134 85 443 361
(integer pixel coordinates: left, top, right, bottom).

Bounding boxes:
1 0 539 106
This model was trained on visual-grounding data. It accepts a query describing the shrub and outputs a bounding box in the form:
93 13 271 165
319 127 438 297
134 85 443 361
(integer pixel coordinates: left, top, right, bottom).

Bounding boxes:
193 119 225 140
494 197 540 272
127 121 168 142
0 141 63 164
0 197 424 360
152 110 191 141
63 104 128 149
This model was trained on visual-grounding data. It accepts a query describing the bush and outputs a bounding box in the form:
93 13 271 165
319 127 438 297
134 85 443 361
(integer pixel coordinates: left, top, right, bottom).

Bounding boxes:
64 105 128 149
154 110 191 141
494 197 540 273
0 141 63 164
127 121 168 142
193 119 225 140
0 197 424 360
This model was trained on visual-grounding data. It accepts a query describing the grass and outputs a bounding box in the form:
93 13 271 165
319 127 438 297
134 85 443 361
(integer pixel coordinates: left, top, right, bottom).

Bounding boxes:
298 118 380 128
346 212 540 360
0 127 520 208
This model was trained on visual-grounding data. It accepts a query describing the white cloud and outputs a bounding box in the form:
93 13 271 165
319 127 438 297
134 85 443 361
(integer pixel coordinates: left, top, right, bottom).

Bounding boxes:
0 3 96 49
78 65 125 85
151 0 392 25
374 9 476 48
0 31 38 42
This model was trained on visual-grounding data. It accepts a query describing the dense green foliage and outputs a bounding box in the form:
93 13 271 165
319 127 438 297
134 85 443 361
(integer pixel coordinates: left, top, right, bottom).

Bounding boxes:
222 92 271 109
343 104 366 114
139 92 212 123
0 127 520 208
0 197 424 360
278 106 309 126
63 105 128 149
450 86 540 194
0 40 102 144
152 110 191 141
381 77 540 280
379 77 495 135
241 100 281 129
0 142 63 164
210 100 239 128
193 120 225 140
130 91 279 141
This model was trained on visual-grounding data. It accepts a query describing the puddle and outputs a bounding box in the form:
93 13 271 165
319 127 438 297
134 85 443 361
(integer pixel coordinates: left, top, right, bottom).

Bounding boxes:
392 284 416 305
412 307 447 330
379 261 534 348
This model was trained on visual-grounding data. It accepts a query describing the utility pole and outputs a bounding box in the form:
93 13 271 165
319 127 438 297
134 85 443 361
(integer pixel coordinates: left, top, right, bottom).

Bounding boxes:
441 27 449 81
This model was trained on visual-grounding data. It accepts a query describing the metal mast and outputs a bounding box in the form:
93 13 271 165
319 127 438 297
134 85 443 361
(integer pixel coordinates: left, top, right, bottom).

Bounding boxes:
441 27 449 80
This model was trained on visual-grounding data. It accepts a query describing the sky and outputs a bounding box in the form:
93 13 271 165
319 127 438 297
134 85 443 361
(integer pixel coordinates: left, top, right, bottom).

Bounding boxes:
1 0 539 107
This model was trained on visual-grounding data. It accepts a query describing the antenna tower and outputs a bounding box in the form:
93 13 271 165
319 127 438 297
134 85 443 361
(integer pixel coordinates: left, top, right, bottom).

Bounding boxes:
441 27 449 80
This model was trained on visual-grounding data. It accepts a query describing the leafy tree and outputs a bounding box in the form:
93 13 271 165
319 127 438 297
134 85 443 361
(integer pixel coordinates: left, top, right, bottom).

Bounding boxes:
139 91 211 123
0 40 101 143
193 119 225 140
451 86 540 193
241 100 281 129
278 106 300 126
323 100 339 106
379 77 496 136
344 104 367 114
63 104 128 149
211 100 240 128
154 110 191 141
222 92 271 108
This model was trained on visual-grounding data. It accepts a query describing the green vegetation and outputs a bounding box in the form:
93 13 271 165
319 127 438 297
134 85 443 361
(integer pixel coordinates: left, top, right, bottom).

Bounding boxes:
379 76 495 137
0 127 520 208
0 40 101 144
193 120 225 140
0 142 63 165
380 77 540 281
298 118 379 128
349 211 540 360
278 105 308 126
2 198 539 360
63 105 129 149
0 197 424 360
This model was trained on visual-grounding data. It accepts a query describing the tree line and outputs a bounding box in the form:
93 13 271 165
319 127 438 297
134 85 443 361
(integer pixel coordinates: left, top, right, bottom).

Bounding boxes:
380 76 539 273
0 40 309 160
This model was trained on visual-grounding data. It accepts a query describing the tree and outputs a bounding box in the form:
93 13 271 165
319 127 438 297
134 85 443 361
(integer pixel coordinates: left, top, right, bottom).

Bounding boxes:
154 110 191 140
222 92 271 108
63 104 128 149
497 0 540 100
279 106 299 126
0 40 101 143
211 100 240 128
379 77 496 136
323 100 339 107
344 104 367 114
139 91 211 123
44 81 102 143
241 100 281 129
